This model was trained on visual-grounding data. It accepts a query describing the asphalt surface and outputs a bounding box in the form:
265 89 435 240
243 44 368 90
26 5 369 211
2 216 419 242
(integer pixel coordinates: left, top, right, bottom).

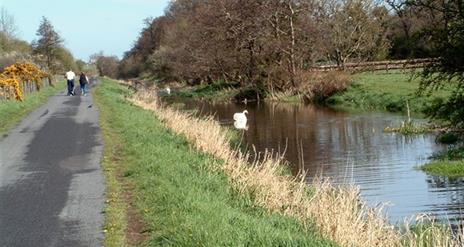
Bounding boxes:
0 86 105 247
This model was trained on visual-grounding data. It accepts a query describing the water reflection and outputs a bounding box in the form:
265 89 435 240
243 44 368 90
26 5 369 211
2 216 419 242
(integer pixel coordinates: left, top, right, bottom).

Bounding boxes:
171 99 464 224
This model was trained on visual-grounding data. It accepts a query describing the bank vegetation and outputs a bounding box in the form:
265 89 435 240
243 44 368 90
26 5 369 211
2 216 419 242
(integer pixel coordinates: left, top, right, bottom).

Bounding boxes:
129 81 463 247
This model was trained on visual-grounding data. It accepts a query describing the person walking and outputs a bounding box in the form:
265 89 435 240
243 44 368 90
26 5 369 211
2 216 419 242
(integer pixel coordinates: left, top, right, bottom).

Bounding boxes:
65 70 76 96
79 72 89 96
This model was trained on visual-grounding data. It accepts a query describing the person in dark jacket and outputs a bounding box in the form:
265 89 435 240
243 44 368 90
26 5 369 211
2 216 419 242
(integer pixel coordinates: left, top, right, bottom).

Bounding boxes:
79 72 88 96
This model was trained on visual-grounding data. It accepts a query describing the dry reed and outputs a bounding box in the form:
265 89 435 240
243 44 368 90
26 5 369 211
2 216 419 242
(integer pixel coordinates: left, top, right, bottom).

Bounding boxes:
130 89 462 247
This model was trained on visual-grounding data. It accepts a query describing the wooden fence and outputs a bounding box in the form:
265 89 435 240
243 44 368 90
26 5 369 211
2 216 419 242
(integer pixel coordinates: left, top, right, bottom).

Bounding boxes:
0 77 52 101
310 58 436 72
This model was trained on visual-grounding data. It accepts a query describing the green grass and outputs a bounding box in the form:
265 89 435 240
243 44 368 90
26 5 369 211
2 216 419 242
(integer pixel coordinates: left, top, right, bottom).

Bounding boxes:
93 82 130 246
327 71 450 115
384 120 431 135
0 81 65 134
173 81 239 101
420 146 464 178
94 78 337 247
420 160 464 178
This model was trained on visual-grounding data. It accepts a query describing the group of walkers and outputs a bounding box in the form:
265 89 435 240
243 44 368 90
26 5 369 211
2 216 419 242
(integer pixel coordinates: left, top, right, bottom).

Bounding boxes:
65 70 92 96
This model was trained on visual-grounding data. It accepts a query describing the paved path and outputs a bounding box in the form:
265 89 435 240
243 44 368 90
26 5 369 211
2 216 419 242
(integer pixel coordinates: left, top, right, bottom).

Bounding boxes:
0 88 105 247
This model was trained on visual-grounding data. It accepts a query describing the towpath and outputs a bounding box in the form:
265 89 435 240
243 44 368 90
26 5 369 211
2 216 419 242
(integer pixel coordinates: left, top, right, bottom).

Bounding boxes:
0 87 105 247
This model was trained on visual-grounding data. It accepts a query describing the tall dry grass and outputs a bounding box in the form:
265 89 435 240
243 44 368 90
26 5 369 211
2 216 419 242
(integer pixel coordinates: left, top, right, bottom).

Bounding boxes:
299 71 352 102
130 89 462 247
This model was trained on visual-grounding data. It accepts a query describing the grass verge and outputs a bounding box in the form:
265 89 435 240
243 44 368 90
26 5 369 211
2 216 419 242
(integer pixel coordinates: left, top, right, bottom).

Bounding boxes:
93 83 130 246
327 71 450 114
0 81 65 135
94 78 337 246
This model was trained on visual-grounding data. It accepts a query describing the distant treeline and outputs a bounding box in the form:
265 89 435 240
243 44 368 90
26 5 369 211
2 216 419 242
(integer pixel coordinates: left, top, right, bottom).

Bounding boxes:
0 8 95 75
114 0 437 90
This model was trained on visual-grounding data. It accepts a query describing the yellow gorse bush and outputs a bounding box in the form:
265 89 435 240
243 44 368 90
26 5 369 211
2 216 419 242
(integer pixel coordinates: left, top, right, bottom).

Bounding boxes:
0 62 49 101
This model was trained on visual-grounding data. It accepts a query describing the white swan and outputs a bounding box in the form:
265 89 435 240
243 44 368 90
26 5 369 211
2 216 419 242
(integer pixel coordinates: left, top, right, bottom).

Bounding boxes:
166 87 171 95
233 110 248 123
234 120 248 130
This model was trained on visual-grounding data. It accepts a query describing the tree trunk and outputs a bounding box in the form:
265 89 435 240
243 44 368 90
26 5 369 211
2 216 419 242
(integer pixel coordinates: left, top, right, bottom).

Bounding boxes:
288 1 297 88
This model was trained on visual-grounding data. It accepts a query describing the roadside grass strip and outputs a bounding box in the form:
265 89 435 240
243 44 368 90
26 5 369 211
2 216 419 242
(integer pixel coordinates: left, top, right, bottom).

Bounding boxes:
131 88 401 247
98 78 464 247
0 81 65 134
94 79 337 246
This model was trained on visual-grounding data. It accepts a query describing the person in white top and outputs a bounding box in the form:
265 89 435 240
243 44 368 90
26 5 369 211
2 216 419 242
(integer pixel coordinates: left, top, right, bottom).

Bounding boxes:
65 70 76 96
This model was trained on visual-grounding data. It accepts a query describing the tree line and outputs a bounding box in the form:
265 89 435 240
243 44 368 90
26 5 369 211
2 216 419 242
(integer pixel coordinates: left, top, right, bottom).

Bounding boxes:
1 1 461 126
0 8 91 75
113 0 463 127
116 0 438 86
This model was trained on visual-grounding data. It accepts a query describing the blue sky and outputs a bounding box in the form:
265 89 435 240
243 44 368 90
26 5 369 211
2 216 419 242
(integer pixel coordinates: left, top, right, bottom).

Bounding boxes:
0 0 170 60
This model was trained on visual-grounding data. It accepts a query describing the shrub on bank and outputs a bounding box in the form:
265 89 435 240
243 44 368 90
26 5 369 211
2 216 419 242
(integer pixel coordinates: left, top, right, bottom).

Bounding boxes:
384 120 431 135
299 71 352 103
436 132 459 144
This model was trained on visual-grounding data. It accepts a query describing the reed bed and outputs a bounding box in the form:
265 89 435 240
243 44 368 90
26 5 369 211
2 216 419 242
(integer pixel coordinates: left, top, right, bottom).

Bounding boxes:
130 89 462 247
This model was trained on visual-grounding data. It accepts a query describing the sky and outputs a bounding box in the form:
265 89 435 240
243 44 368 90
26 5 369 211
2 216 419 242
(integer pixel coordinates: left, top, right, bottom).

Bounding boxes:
0 0 171 60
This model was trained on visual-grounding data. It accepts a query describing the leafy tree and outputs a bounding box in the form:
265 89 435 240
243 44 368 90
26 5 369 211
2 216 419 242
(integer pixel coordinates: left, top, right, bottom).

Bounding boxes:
55 47 77 72
76 59 86 72
33 17 63 73
411 0 464 128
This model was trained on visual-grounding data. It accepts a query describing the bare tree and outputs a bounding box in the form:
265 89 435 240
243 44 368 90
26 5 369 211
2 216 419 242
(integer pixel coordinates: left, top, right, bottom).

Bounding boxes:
95 54 120 78
0 7 18 53
0 7 17 38
320 0 389 68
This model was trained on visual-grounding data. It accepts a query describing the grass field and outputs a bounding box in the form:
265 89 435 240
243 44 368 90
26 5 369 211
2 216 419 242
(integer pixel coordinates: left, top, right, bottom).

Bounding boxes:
327 71 450 115
94 78 337 247
0 81 65 135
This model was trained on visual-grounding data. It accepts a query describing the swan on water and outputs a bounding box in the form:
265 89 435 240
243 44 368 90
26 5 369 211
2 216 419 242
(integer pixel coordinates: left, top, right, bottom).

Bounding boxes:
233 110 248 123
234 120 248 130
166 87 171 95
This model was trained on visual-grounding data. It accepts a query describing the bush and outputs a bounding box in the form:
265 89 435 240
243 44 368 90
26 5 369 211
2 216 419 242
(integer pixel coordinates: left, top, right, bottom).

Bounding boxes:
384 120 431 135
234 85 266 102
436 132 459 144
299 71 352 103
431 146 464 160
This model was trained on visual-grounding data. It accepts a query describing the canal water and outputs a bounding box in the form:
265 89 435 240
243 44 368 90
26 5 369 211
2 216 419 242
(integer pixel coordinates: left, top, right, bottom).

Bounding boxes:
171 99 464 224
